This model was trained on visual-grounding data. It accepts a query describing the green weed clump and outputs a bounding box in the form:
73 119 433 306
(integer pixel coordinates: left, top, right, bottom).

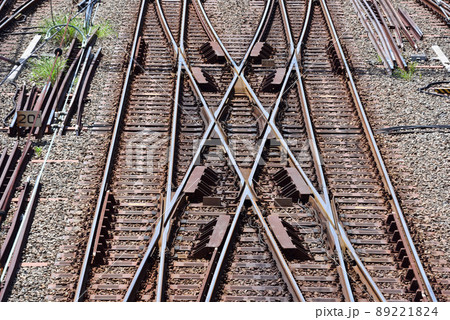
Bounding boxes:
39 14 85 46
376 54 383 64
95 20 116 39
29 56 67 85
393 62 417 81
33 146 43 158
40 14 116 46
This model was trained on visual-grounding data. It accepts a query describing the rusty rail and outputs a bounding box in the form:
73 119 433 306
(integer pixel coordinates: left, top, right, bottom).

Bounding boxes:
74 0 148 302
418 0 450 24
0 141 32 215
319 0 436 301
0 182 40 301
0 182 29 269
349 0 425 71
0 0 42 32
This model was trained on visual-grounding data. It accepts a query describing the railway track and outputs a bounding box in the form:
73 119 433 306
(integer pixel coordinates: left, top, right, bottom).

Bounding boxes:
28 0 445 302
300 0 426 301
73 0 176 301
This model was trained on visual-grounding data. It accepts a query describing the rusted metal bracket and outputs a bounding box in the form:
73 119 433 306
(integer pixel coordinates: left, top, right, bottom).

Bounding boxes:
191 67 218 92
190 215 230 259
272 167 312 204
183 166 218 202
260 68 285 92
267 214 311 260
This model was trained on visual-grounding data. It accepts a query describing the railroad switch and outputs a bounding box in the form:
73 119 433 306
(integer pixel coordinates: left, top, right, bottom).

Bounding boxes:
327 41 343 74
133 36 146 73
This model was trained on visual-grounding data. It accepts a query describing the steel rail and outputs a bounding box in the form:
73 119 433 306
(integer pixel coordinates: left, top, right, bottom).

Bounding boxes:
191 0 333 301
156 0 276 218
278 0 354 301
165 60 182 205
189 72 310 302
353 0 393 66
381 0 403 47
292 62 329 205
284 0 329 206
194 1 327 206
152 73 248 300
319 0 436 301
203 65 307 301
349 0 392 70
0 16 88 300
371 0 406 60
0 117 63 289
290 0 380 301
249 194 305 301
193 0 324 200
154 63 183 301
129 0 363 302
381 0 417 50
327 220 355 301
0 181 29 268
0 0 42 32
155 0 178 57
129 0 411 303
74 0 149 302
203 189 248 301
292 64 362 301
179 0 188 52
288 1 366 301
191 2 326 207
0 181 40 301
259 0 394 302
84 0 180 302
419 0 450 23
243 62 356 301
195 0 336 216
155 0 188 301
126 0 242 300
278 0 295 54
131 0 399 302
123 88 222 300
258 0 277 42
76 47 102 135
371 0 408 67
150 0 307 301
360 0 397 65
